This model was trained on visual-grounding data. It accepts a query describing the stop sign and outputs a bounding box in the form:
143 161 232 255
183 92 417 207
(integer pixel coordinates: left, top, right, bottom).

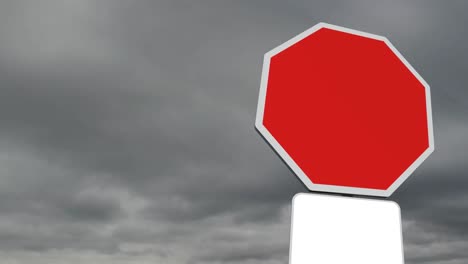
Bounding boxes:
256 23 434 197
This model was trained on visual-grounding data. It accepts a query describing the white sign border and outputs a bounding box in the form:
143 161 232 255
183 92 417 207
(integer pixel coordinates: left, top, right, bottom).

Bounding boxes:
255 22 435 197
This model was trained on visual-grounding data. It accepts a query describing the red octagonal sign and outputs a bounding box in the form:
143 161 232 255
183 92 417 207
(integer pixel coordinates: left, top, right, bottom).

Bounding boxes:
255 23 434 197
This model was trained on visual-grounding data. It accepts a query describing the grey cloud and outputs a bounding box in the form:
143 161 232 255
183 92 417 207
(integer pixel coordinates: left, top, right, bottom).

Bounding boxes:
403 220 468 264
0 0 466 264
194 242 288 264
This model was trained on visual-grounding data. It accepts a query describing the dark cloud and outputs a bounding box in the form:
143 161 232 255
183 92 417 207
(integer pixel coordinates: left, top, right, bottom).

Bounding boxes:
0 0 466 263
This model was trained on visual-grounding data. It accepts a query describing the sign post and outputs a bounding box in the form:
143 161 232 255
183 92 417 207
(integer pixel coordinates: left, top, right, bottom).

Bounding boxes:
255 23 434 264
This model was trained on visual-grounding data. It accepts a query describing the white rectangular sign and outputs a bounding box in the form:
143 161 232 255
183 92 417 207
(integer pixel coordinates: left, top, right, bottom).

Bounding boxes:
290 193 404 264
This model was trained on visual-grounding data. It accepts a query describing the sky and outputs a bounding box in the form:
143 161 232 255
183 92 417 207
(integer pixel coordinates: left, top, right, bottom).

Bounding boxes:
0 0 467 263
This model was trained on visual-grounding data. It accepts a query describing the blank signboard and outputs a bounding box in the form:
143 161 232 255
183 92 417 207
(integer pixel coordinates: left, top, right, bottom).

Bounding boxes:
290 193 404 264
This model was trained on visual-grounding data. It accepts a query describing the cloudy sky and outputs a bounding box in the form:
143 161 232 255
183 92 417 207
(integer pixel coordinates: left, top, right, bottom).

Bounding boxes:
0 1 466 263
